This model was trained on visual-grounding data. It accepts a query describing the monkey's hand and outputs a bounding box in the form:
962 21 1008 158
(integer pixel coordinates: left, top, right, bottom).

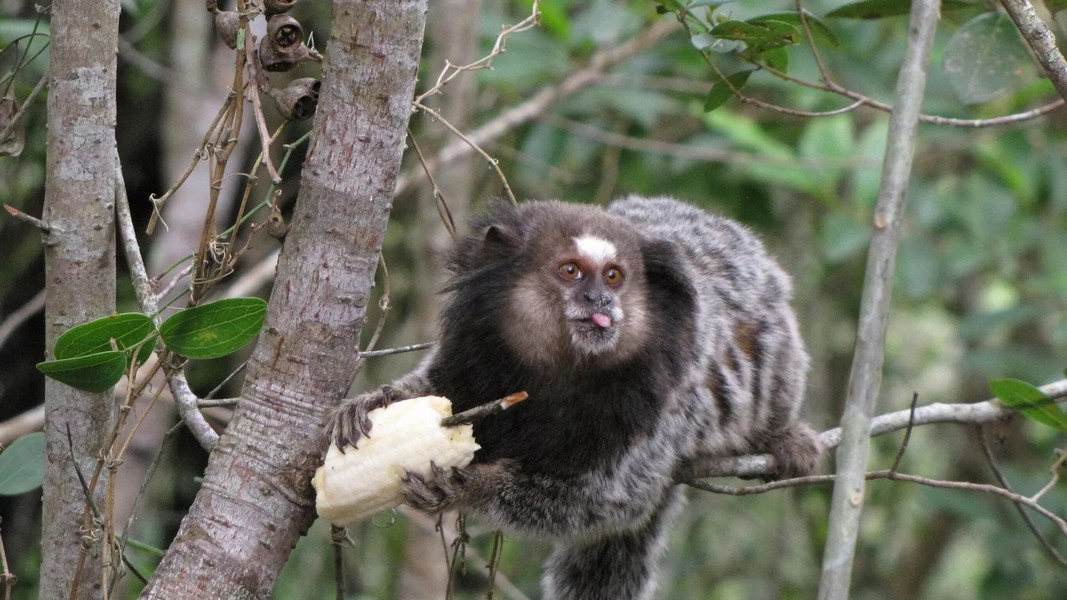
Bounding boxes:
326 385 408 450
401 459 516 514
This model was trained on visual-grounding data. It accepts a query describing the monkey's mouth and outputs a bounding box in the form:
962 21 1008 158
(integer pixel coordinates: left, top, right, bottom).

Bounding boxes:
572 312 614 330
589 312 613 328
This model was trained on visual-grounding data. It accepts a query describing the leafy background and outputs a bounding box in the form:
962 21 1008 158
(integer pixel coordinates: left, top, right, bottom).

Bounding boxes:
2 0 1067 598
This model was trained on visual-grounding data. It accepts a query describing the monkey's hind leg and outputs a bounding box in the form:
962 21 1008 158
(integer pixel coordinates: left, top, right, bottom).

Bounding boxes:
540 488 684 600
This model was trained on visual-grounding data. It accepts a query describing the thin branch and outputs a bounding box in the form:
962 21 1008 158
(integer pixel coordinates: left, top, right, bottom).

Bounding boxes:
3 203 49 232
440 392 528 427
976 425 1067 567
146 93 233 234
888 392 920 473
394 19 677 197
243 39 282 184
114 150 219 450
687 378 1067 480
690 469 1067 539
407 127 457 238
818 2 939 596
415 0 541 105
0 71 47 147
360 341 436 358
1001 0 1067 101
414 101 518 204
0 288 44 349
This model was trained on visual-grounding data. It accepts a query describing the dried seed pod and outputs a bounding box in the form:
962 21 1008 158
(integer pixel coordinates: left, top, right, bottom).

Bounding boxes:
258 41 309 72
213 10 240 49
313 396 480 528
268 77 321 121
264 0 298 16
267 14 303 51
257 14 308 71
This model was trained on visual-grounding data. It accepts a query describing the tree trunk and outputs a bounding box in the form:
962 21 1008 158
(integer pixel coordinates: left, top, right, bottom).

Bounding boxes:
138 1 428 597
39 2 120 599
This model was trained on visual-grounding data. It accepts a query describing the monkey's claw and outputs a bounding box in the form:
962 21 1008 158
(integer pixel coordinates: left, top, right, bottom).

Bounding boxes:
327 386 402 450
401 461 468 514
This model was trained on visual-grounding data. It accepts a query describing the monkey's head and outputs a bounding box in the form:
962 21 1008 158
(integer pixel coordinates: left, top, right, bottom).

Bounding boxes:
451 201 658 369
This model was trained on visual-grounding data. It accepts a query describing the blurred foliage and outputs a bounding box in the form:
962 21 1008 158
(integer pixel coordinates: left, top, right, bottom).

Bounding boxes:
2 0 1067 598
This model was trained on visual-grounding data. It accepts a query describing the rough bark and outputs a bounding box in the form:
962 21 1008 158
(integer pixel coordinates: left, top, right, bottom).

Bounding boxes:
39 2 120 600
138 1 428 598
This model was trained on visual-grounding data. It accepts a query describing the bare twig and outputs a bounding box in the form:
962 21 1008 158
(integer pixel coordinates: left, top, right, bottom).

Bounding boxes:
243 39 282 184
1030 448 1067 503
146 94 233 234
360 341 436 358
687 378 1067 480
0 71 47 148
440 392 528 427
691 469 1067 539
414 0 541 105
395 19 677 197
3 203 49 232
1001 0 1067 101
888 392 920 473
114 150 219 450
0 404 44 446
0 517 13 600
407 127 457 238
976 426 1067 567
0 288 44 349
415 101 518 204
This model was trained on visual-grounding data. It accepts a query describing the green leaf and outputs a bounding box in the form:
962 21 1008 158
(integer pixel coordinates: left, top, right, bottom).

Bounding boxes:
54 312 156 366
749 12 839 47
710 19 799 51
755 46 789 73
159 297 267 360
36 351 127 393
656 0 684 14
686 0 729 8
989 378 1067 432
944 13 1031 105
0 432 45 496
703 70 753 112
828 0 972 19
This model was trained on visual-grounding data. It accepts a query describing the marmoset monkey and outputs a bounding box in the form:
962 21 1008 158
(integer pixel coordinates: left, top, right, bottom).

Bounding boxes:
328 196 820 600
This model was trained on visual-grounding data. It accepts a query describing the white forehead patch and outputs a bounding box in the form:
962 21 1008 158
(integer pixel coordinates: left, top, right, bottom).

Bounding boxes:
573 235 617 264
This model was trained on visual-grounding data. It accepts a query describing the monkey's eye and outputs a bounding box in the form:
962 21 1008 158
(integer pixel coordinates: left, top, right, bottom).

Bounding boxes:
604 268 624 286
558 262 583 281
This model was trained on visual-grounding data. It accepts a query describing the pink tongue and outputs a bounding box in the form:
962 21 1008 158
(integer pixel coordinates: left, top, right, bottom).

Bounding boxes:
591 313 613 328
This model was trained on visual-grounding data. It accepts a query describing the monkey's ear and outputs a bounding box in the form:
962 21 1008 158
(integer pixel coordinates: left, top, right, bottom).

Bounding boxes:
641 239 697 303
481 224 522 259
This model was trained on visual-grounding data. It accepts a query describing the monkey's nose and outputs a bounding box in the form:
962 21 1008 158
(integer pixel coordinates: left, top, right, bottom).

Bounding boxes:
583 292 612 309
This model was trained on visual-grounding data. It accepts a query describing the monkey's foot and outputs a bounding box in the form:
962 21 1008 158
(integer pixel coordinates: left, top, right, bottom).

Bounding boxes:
764 421 822 480
326 385 405 450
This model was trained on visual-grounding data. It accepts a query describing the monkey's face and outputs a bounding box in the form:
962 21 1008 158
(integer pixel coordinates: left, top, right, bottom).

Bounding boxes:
503 230 650 367
555 235 628 355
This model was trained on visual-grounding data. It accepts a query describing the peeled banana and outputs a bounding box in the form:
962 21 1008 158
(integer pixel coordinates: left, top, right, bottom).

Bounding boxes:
312 395 480 527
